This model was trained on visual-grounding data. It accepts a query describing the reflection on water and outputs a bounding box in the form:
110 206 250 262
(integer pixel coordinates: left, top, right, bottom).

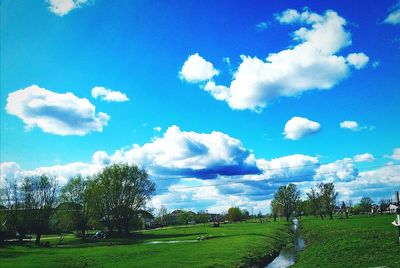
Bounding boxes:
266 218 305 268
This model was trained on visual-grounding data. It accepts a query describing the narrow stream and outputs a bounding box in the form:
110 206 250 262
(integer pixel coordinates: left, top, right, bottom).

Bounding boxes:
265 218 305 268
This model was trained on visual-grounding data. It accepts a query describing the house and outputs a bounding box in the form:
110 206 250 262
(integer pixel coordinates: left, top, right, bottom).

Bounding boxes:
388 204 399 214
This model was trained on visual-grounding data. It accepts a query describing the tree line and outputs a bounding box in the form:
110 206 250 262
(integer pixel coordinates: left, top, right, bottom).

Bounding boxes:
271 182 394 222
0 163 155 245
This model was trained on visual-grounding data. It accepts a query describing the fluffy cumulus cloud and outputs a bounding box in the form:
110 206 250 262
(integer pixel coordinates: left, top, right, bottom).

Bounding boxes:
108 125 260 178
6 85 110 136
48 0 89 16
182 8 368 112
335 164 400 201
91 86 129 102
0 162 22 187
346 53 370 69
391 147 400 160
340 120 359 131
248 154 319 182
283 116 321 140
353 153 375 163
179 53 219 83
314 158 358 182
0 161 102 187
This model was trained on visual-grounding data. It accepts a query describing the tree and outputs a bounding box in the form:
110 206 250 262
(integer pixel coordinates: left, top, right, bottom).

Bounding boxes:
273 184 300 221
157 205 168 227
227 207 243 222
59 176 96 239
307 187 324 219
379 199 389 215
196 211 210 226
93 164 155 234
271 199 282 222
178 211 192 226
359 197 374 213
318 183 338 220
22 175 58 245
340 201 349 219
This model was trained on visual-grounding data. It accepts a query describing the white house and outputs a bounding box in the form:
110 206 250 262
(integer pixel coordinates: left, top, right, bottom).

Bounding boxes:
388 204 399 213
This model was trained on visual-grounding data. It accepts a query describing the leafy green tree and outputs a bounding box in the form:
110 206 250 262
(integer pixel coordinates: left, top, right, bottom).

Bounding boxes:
359 197 374 213
307 186 324 219
59 176 96 239
22 175 58 245
274 184 300 221
318 182 338 220
379 199 389 215
271 199 282 221
196 211 210 226
93 164 155 233
178 211 192 226
227 207 243 222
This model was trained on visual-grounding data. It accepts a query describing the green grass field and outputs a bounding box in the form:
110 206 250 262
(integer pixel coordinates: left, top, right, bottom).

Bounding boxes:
0 221 289 268
294 215 400 268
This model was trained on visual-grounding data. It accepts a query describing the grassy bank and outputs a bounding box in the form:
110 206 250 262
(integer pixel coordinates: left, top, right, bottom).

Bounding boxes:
0 221 289 267
294 215 400 268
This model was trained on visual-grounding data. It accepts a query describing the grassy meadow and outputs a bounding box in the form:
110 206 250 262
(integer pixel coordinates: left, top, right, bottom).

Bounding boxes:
0 221 289 268
294 215 400 268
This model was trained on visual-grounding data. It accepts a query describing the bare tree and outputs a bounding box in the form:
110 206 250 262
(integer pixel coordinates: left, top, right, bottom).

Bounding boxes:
157 205 168 228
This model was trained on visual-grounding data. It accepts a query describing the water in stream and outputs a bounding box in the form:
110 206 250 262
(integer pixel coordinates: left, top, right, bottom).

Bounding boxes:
265 218 305 268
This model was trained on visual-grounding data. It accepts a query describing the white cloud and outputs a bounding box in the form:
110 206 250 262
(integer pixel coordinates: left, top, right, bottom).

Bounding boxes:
6 85 110 136
107 125 259 178
340 120 374 131
0 160 102 187
203 81 230 101
249 154 319 181
153 126 162 132
314 158 358 182
91 86 129 102
179 53 219 83
384 6 400 25
48 0 89 16
283 116 321 140
340 120 359 131
353 153 375 163
391 148 400 160
255 21 269 31
334 164 400 201
346 53 369 69
183 9 368 112
92 150 111 165
0 162 22 187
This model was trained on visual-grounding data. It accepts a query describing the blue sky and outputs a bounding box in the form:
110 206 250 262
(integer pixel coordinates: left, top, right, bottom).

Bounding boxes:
1 0 399 213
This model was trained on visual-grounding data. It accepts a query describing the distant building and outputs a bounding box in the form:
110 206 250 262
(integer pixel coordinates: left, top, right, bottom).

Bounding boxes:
388 204 398 213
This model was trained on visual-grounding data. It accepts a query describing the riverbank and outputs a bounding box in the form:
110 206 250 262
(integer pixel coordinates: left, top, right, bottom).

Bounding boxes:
293 215 400 268
0 221 290 267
